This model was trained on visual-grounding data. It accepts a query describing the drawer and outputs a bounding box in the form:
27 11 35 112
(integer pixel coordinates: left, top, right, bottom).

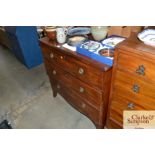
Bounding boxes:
42 45 103 90
52 79 100 126
117 50 155 83
45 60 103 109
113 69 155 107
109 93 147 125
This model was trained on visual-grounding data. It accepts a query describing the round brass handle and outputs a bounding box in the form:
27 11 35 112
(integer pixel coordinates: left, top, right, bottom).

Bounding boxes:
78 68 84 75
57 84 60 89
52 70 56 75
128 103 135 109
82 103 86 108
60 56 64 60
50 53 54 58
79 87 84 93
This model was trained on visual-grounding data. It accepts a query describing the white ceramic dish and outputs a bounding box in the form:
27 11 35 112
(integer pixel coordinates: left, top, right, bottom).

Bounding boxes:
67 36 87 47
102 36 125 48
82 41 100 51
137 29 155 47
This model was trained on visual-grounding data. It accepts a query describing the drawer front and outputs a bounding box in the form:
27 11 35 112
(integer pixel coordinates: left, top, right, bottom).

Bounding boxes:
117 50 155 82
109 93 147 125
42 45 103 90
50 78 100 126
45 60 103 109
113 69 155 105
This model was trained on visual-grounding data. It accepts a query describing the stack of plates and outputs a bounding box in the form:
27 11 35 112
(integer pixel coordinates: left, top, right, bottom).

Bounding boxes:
67 27 91 47
67 27 91 36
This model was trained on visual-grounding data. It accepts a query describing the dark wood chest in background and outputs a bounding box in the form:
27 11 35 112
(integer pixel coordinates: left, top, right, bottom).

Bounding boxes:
40 37 112 128
106 35 155 128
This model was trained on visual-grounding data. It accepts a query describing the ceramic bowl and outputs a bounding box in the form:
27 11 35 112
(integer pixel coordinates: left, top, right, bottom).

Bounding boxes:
137 29 155 46
99 48 114 57
67 35 87 46
91 26 108 41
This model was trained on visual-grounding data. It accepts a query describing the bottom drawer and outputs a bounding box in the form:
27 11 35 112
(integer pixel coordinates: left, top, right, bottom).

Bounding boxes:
109 93 147 126
51 79 100 127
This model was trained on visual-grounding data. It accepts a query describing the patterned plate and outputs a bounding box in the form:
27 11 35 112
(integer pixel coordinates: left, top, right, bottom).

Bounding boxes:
82 41 100 51
101 36 125 48
138 29 155 46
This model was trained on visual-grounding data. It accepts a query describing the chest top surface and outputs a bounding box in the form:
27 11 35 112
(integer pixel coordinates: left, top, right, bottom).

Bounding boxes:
40 37 112 72
116 35 155 57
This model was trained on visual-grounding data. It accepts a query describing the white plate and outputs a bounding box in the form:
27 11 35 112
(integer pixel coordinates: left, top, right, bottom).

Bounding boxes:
138 29 155 46
102 36 125 48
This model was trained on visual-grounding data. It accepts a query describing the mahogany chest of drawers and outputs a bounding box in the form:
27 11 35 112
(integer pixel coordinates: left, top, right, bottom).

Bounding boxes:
40 37 112 128
106 35 155 128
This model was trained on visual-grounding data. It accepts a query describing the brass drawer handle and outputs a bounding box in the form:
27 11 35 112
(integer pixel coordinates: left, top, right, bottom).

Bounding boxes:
78 68 84 75
50 53 54 58
79 87 85 93
128 103 135 109
81 103 86 108
60 56 64 60
132 84 140 93
52 70 56 75
136 65 145 76
57 84 60 89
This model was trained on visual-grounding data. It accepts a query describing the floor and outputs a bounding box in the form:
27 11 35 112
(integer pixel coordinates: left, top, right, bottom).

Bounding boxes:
0 45 95 129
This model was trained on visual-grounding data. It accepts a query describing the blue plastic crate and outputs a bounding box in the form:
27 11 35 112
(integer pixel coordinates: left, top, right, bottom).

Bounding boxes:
76 41 114 66
91 51 113 66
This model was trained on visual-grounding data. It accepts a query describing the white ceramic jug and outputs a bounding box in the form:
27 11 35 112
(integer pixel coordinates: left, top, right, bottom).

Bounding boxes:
56 27 68 44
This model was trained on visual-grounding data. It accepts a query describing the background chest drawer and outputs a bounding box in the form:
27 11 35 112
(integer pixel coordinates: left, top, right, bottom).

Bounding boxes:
114 70 155 104
109 94 141 125
117 50 155 82
42 45 103 90
109 93 155 125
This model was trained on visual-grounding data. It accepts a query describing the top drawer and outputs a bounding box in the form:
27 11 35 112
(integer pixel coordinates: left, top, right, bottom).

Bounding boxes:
117 50 155 83
42 45 103 90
